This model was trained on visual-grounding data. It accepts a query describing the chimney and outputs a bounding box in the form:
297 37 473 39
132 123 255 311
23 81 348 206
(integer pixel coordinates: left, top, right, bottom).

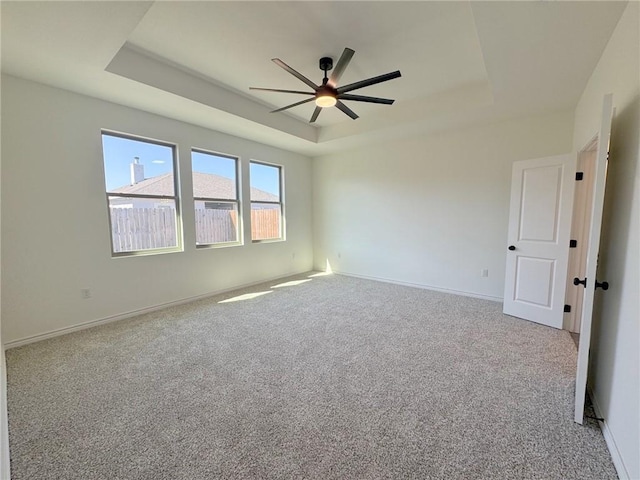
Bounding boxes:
130 157 144 184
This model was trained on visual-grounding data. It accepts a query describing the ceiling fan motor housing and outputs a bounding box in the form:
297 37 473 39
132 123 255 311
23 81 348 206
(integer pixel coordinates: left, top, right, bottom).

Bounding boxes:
316 84 337 98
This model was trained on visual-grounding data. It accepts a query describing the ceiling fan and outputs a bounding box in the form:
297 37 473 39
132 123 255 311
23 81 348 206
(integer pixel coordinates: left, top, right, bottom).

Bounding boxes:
250 48 401 123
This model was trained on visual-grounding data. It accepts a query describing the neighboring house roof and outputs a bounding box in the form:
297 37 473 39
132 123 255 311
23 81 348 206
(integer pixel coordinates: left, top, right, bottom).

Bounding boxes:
110 172 279 202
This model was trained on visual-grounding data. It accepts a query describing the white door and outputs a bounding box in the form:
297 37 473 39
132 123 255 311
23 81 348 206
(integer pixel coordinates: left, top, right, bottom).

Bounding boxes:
503 154 576 328
574 94 613 424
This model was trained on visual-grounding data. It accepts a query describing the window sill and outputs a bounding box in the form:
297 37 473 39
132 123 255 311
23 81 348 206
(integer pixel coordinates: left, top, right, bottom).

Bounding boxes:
252 238 285 244
111 247 183 258
196 241 243 250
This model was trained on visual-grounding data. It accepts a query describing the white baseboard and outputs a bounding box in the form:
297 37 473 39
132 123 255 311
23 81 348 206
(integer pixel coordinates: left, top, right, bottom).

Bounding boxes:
333 270 503 303
588 385 631 479
4 269 502 350
4 270 310 350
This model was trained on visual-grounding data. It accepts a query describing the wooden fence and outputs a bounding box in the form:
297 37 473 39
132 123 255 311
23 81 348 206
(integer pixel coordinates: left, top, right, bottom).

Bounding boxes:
194 209 238 245
110 207 281 252
110 208 177 252
251 208 281 241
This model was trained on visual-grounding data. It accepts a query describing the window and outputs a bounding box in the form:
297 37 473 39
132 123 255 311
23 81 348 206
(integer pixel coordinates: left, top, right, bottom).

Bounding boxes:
101 132 181 255
191 150 240 246
250 161 283 241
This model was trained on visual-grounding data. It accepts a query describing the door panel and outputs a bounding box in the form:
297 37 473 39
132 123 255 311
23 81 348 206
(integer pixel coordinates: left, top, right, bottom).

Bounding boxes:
515 257 555 307
574 94 613 424
519 166 563 242
503 154 575 329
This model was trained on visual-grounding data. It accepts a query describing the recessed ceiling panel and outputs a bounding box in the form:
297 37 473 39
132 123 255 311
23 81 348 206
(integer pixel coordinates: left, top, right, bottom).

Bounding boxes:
0 1 627 155
126 1 489 126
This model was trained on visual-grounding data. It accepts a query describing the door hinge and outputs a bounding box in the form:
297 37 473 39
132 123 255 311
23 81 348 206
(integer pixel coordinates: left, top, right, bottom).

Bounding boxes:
570 239 577 248
575 172 584 181
564 304 571 313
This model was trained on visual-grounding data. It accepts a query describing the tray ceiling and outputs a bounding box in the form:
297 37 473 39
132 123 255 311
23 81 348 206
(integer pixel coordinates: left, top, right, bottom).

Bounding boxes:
0 1 627 155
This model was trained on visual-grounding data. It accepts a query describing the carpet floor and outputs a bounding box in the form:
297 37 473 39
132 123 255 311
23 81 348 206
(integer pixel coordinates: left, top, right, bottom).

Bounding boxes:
6 272 617 479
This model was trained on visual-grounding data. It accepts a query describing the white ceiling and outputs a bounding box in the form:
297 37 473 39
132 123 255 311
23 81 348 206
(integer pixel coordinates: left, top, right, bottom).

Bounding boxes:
0 1 627 156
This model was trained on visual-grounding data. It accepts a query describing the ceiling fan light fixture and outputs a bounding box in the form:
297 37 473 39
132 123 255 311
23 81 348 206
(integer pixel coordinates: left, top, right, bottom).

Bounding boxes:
316 94 337 108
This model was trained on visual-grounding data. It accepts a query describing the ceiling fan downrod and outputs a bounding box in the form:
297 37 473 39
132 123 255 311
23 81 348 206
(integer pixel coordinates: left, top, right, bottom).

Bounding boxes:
319 56 333 85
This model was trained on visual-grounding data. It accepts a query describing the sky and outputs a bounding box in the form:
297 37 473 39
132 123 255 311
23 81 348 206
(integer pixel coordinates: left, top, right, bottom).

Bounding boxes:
102 134 280 197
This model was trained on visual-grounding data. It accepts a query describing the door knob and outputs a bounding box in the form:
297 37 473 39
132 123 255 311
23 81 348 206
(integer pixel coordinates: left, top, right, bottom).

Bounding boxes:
595 280 609 290
573 277 587 287
508 245 516 251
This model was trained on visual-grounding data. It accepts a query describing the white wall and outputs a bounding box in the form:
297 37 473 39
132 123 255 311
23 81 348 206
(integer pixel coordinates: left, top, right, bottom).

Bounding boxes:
1 75 313 345
573 3 639 478
312 111 573 299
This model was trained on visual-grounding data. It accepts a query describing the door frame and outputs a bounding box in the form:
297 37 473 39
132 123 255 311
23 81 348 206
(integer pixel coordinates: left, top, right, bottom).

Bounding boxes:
564 137 598 332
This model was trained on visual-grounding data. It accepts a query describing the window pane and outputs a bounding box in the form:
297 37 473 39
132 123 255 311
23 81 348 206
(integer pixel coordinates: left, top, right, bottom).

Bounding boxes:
192 150 239 246
108 197 178 253
250 162 280 201
101 132 180 255
251 202 281 240
192 151 237 200
195 201 239 245
102 135 174 195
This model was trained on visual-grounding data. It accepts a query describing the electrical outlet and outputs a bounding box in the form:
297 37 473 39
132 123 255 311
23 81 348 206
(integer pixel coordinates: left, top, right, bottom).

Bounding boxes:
81 288 91 299
481 269 489 278
338 252 341 259
292 252 296 259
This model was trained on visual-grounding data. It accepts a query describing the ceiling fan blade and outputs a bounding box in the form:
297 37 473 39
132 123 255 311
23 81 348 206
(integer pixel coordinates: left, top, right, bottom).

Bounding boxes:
337 70 401 94
327 47 355 88
310 106 322 123
338 94 395 105
270 97 315 113
272 58 318 90
335 100 359 120
250 87 314 95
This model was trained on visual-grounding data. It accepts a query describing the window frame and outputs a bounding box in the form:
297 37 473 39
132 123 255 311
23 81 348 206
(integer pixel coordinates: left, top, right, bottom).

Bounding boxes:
191 148 242 248
250 160 284 243
101 130 183 257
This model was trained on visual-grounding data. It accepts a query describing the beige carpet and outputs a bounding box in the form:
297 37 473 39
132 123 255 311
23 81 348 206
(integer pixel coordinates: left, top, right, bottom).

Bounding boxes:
6 272 617 479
